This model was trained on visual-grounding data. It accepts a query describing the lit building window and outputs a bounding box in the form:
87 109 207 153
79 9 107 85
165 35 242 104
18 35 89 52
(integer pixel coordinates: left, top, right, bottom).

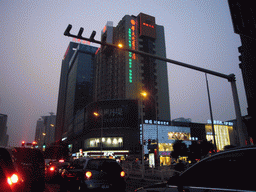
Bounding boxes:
85 137 123 148
113 138 118 144
168 132 190 141
205 124 231 151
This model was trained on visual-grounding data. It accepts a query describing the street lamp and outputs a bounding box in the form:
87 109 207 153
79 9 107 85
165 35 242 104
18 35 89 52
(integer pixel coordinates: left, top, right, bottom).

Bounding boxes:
93 112 104 156
42 133 46 151
118 43 123 48
141 91 159 167
140 92 147 179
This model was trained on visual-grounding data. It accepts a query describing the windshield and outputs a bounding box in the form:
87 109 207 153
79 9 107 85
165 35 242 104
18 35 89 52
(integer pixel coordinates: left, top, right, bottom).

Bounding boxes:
13 147 44 164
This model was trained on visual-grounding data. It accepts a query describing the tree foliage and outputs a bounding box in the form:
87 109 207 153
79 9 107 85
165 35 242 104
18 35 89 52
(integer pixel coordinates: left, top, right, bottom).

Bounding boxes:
188 139 215 162
171 139 188 160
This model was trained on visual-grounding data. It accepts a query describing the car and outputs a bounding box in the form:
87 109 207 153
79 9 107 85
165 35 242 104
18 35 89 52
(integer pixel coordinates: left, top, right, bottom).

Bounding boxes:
45 159 70 182
135 145 256 192
11 147 45 192
0 147 25 192
60 157 126 191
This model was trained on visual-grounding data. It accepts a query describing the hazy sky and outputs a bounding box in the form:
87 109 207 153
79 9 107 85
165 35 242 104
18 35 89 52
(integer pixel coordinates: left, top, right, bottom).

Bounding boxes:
0 0 246 147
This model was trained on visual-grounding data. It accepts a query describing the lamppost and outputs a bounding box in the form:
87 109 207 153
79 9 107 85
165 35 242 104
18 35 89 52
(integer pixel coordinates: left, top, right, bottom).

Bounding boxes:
140 91 147 179
141 91 159 167
93 112 104 156
42 133 46 151
64 26 247 147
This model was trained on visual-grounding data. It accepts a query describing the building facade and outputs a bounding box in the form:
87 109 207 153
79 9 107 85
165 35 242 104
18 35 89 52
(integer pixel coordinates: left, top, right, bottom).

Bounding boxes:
55 42 79 142
41 113 56 147
67 99 140 159
35 118 44 147
0 114 9 147
228 0 256 143
94 13 171 122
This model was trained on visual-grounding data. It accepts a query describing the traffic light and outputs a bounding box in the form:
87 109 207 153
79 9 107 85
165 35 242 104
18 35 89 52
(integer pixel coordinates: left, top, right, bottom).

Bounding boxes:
21 141 25 147
148 139 151 145
143 140 146 145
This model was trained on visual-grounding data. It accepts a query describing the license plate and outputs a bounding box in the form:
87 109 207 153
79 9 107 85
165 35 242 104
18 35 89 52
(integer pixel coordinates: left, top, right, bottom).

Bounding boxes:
102 185 109 189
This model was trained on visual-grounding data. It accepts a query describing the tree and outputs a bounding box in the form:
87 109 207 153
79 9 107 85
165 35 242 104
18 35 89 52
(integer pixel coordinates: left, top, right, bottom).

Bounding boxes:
188 139 215 163
171 140 188 160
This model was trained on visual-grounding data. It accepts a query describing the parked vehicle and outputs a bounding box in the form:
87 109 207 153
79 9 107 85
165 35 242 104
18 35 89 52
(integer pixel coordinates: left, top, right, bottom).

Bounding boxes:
135 145 256 192
11 147 45 192
60 157 126 191
0 147 25 192
45 159 70 182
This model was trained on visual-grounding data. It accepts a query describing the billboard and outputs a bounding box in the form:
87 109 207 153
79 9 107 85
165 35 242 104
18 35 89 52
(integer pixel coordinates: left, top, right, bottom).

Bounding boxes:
87 99 139 129
139 13 156 39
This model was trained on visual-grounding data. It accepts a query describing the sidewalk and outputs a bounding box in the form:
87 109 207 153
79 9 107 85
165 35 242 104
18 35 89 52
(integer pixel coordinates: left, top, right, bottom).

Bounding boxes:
123 166 180 182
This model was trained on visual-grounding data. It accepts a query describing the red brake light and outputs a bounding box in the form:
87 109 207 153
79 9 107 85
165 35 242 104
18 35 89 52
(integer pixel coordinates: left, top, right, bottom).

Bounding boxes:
7 174 19 185
50 166 55 171
59 159 64 163
120 171 125 177
85 171 92 179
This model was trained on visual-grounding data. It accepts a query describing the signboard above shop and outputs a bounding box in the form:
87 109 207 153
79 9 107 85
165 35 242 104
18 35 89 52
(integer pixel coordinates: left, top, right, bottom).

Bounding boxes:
207 120 233 126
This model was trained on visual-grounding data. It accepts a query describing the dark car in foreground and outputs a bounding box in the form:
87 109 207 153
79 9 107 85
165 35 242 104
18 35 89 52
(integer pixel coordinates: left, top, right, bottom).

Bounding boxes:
11 147 45 192
135 145 256 192
0 147 25 192
60 157 126 191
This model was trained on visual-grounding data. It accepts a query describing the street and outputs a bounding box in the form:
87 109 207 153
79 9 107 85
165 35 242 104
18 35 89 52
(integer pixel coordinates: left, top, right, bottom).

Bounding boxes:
44 178 161 192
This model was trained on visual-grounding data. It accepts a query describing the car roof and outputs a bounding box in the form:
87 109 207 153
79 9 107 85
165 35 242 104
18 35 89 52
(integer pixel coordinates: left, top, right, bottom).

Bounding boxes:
180 145 256 175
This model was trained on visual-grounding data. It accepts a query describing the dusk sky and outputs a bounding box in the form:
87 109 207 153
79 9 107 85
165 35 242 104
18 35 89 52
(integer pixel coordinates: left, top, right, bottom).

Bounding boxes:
1 0 246 147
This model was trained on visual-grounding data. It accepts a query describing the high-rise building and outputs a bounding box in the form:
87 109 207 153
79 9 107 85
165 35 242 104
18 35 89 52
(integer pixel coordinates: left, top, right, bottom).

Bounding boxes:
94 13 171 122
55 42 79 142
0 113 8 146
56 42 98 140
35 118 44 147
228 1 256 143
41 113 56 147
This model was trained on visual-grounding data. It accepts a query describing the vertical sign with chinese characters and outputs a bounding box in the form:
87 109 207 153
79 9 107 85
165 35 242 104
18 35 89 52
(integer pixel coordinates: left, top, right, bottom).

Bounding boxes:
128 19 136 83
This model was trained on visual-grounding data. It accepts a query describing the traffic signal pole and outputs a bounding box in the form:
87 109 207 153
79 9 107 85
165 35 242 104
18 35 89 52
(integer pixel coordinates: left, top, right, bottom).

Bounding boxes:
64 24 248 147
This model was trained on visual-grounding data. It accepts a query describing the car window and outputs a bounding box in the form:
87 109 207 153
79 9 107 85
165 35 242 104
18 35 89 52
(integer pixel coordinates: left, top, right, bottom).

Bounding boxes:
12 148 44 164
71 159 84 169
180 148 255 191
101 161 122 172
86 159 102 170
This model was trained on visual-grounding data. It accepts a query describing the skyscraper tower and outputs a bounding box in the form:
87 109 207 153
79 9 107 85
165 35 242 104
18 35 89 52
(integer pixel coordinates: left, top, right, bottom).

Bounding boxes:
94 13 170 121
56 42 98 141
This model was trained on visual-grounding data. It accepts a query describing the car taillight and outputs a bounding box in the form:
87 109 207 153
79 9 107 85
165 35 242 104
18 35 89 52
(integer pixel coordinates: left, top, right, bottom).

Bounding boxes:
7 174 19 185
120 171 125 177
50 166 55 171
85 171 92 179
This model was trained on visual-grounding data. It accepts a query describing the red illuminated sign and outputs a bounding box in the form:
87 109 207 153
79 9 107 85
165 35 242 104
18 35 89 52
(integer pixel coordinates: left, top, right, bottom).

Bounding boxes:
72 37 91 45
143 22 155 28
139 13 156 39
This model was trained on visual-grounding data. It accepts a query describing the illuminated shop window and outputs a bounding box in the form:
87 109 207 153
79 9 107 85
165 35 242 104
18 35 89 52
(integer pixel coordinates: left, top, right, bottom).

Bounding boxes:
160 156 171 166
205 124 231 151
85 137 123 148
159 143 173 152
168 132 190 141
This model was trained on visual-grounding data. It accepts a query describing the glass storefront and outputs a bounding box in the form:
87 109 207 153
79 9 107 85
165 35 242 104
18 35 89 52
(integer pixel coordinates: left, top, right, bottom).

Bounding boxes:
168 132 190 141
160 156 171 166
205 124 232 151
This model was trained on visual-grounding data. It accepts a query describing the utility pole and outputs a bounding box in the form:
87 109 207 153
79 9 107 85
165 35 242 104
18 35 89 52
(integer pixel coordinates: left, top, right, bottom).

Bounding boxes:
63 24 248 147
